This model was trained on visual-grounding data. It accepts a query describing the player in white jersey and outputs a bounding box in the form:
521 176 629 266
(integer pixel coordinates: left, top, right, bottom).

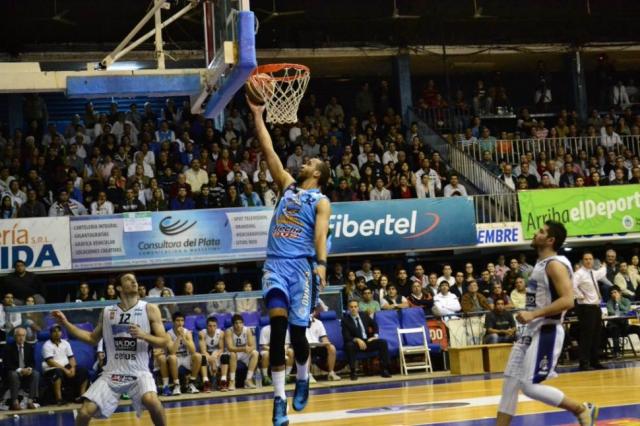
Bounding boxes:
162 312 201 396
52 272 170 426
198 316 230 392
224 314 259 390
496 221 598 426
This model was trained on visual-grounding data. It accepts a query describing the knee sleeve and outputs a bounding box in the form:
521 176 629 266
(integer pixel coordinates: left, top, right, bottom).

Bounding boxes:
220 354 230 365
269 316 289 367
290 324 309 364
497 376 521 416
520 382 564 407
266 289 289 311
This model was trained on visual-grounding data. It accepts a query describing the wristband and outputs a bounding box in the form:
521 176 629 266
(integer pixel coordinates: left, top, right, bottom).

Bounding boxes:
317 260 327 267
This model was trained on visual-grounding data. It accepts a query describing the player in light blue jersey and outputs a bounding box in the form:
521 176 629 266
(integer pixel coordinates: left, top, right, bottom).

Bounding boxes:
248 97 331 426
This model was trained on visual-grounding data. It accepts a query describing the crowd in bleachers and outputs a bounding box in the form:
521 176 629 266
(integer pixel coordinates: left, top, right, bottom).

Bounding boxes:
0 83 473 220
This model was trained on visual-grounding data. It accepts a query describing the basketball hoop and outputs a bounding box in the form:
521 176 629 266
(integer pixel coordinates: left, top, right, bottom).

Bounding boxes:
250 63 310 124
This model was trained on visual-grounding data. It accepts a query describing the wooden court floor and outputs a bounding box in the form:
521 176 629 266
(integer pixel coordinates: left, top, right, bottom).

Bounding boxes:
3 362 640 426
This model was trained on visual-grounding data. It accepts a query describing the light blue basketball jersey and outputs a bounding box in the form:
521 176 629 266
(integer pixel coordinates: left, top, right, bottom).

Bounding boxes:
266 184 328 259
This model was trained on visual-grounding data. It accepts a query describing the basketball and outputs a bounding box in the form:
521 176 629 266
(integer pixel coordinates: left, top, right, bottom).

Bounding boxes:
245 73 275 105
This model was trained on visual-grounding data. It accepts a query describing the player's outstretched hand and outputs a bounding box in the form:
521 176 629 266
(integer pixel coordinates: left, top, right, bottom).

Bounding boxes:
246 95 266 115
51 310 67 325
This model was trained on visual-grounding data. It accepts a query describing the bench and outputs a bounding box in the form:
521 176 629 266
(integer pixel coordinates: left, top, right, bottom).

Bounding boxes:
449 343 513 375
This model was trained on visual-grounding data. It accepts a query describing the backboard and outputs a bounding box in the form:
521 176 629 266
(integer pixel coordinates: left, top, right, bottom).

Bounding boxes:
194 0 256 120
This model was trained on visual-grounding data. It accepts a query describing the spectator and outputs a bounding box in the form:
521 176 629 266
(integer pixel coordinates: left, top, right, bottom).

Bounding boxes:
480 150 501 175
612 80 631 108
358 288 381 319
410 264 429 289
356 260 374 282
438 265 455 287
407 281 434 315
433 282 461 317
380 284 408 310
102 283 118 301
604 249 619 284
90 191 114 215
510 277 527 310
42 325 88 405
148 276 174 298
498 164 517 190
138 284 147 298
488 283 514 310
365 267 382 291
0 195 16 218
494 255 510 282
159 289 177 322
483 299 516 344
240 182 263 207
425 273 440 297
224 314 259 390
396 268 412 297
502 258 523 292
614 261 638 299
369 178 391 201
236 281 258 313
461 281 492 314
341 300 391 380
306 306 341 381
477 127 497 153
443 174 468 197
147 188 168 211
1 260 45 304
3 327 40 410
195 185 216 209
119 188 145 213
328 263 345 287
170 187 195 211
224 186 242 208
0 293 22 341
180 281 204 316
49 190 87 217
206 280 234 315
450 272 466 299
185 159 208 195
17 189 46 218
606 288 640 358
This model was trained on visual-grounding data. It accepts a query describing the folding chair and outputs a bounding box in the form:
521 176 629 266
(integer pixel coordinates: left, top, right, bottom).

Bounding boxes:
397 326 433 375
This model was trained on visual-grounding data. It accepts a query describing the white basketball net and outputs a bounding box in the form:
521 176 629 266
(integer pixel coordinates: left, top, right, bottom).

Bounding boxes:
252 65 310 124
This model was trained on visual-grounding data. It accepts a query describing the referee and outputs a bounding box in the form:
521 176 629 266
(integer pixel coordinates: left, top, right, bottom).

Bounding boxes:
573 251 607 371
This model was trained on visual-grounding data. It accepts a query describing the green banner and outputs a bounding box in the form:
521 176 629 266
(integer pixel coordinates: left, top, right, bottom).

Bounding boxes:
518 185 640 238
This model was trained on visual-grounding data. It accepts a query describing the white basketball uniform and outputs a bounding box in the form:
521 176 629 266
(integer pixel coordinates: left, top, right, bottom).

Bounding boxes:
231 326 252 365
504 255 572 384
200 328 224 369
168 328 193 370
83 301 156 418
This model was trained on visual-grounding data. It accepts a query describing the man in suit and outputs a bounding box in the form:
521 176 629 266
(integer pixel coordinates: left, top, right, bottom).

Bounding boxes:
3 327 40 410
341 300 391 381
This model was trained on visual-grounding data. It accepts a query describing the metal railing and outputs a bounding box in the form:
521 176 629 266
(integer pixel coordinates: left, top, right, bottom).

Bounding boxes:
459 135 640 164
473 193 520 223
410 108 518 222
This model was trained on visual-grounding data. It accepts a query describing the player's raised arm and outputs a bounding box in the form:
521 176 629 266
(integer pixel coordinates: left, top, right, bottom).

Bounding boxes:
53 310 103 346
247 97 295 191
314 198 331 288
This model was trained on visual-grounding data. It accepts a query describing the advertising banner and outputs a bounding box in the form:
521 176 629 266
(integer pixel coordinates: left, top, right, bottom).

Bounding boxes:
476 222 525 247
70 197 477 270
70 209 273 270
0 217 71 273
518 185 640 238
329 197 477 254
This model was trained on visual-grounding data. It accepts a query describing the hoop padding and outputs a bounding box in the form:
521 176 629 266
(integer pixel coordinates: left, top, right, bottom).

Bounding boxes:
251 63 310 124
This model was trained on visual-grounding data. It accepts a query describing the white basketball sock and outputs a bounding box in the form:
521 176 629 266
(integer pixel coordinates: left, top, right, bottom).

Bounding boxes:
296 358 310 381
272 370 286 400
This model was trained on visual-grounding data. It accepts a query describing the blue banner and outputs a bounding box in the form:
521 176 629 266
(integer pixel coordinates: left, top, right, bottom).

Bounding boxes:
69 197 477 270
329 197 477 254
